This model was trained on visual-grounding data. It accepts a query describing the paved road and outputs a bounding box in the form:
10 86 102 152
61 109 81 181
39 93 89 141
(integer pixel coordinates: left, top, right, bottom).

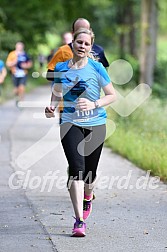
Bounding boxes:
0 86 167 252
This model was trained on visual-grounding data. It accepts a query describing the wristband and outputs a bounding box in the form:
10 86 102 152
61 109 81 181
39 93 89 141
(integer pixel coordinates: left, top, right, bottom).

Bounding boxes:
94 100 99 108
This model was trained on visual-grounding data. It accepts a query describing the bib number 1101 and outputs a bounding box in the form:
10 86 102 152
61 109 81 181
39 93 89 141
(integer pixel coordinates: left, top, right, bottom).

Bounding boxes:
75 110 94 117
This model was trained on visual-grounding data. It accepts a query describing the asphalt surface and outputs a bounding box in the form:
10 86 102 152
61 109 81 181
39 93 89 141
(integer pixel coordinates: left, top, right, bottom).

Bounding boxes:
0 85 167 252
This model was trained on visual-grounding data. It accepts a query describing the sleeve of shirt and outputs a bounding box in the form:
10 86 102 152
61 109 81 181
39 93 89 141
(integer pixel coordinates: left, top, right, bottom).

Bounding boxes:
98 63 111 87
47 48 64 71
25 53 31 62
0 60 4 69
6 51 16 65
99 50 109 68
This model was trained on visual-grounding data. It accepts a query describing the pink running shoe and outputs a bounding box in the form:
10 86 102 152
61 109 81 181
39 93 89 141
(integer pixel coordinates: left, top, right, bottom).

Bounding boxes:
83 199 92 220
72 218 86 237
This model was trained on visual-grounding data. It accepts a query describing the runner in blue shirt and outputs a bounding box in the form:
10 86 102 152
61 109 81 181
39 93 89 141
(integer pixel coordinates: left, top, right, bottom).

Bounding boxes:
54 58 110 127
45 28 116 237
6 42 32 106
0 60 7 96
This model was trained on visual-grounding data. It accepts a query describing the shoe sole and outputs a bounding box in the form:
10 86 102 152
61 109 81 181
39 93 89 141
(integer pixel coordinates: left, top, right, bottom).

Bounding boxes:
72 232 86 237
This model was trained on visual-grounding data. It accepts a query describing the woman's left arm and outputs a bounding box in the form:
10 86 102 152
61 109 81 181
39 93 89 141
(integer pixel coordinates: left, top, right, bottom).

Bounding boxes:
77 82 116 111
96 82 116 108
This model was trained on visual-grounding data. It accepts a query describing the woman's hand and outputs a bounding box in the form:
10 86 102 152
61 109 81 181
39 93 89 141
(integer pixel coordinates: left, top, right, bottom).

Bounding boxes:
77 98 95 111
45 106 55 118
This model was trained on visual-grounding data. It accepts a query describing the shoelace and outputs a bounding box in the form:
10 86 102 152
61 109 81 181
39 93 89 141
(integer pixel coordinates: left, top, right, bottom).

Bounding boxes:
73 217 85 229
83 200 91 211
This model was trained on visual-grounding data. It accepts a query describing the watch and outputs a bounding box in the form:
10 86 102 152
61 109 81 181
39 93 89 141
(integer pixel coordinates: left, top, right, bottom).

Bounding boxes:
94 100 99 108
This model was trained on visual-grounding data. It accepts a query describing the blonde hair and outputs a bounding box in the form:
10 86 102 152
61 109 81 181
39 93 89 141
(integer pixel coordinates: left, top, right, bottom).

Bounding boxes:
73 28 95 45
73 28 95 60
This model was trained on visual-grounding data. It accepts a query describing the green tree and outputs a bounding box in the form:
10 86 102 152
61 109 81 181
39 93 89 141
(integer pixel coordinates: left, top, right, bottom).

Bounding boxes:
0 0 64 49
139 0 158 87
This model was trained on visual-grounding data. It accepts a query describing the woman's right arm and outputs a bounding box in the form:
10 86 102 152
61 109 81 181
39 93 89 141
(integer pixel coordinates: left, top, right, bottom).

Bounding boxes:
45 84 62 118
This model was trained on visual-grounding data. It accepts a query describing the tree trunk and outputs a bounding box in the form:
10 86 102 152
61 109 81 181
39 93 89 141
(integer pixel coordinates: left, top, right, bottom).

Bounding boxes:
139 0 158 87
117 4 128 58
128 3 137 57
119 32 126 58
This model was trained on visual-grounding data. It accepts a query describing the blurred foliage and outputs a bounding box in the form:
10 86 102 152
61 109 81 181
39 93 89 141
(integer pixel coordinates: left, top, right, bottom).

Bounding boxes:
0 0 140 54
0 0 167 94
152 35 167 98
158 0 167 33
106 95 167 180
153 59 167 98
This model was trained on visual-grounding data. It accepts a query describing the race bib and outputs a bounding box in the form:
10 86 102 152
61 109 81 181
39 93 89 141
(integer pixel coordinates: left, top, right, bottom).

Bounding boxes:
72 109 98 122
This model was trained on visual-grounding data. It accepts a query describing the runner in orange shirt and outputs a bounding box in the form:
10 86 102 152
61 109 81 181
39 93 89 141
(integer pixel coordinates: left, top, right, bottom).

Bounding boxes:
6 42 32 105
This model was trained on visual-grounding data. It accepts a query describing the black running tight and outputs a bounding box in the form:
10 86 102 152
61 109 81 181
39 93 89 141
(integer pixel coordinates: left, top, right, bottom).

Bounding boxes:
60 123 106 184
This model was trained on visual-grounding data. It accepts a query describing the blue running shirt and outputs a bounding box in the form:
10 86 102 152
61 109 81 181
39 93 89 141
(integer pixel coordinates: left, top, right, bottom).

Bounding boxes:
15 53 30 77
54 58 111 127
0 60 4 72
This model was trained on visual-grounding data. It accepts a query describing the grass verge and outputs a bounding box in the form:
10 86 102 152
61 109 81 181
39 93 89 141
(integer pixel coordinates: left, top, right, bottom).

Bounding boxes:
105 95 167 181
